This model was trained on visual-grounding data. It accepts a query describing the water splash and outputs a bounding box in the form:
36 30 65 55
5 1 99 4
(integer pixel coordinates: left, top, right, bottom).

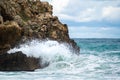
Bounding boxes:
4 39 120 80
8 40 74 63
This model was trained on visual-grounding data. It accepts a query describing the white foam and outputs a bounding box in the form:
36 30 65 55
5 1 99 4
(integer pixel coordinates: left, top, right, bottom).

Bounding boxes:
8 39 73 63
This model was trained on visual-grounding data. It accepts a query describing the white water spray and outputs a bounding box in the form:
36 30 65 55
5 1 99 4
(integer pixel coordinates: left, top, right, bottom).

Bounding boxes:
8 40 74 63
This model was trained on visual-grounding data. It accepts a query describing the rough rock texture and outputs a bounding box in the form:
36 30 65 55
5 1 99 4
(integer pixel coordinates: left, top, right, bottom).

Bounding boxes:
0 0 80 71
0 51 41 71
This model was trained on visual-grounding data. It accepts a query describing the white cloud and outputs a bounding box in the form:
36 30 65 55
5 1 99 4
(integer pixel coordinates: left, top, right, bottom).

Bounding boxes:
41 0 120 23
47 0 120 23
68 26 120 38
74 8 101 22
41 0 120 38
41 0 69 15
50 0 69 14
102 6 120 22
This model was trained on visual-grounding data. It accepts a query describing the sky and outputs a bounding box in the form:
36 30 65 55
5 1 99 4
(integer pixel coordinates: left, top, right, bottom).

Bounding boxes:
41 0 120 38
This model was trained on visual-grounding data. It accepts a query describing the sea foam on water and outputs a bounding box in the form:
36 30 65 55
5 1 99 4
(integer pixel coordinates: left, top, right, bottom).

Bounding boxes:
3 39 120 80
8 40 73 63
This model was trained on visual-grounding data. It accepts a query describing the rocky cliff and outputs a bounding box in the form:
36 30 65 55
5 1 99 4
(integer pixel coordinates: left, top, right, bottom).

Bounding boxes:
0 0 80 71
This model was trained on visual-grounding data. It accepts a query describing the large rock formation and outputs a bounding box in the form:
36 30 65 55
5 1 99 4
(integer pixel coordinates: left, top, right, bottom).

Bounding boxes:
0 0 80 71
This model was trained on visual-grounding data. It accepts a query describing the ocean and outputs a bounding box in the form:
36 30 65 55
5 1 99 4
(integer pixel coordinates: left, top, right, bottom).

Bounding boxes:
0 38 120 80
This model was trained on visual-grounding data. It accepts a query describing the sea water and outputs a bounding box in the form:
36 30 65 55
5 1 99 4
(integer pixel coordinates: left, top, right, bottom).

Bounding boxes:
1 38 120 80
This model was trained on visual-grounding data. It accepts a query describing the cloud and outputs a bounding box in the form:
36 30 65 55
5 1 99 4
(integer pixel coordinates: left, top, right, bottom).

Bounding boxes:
41 0 120 38
47 0 120 24
41 0 120 23
41 0 69 14
50 0 69 14
102 6 120 22
68 26 120 38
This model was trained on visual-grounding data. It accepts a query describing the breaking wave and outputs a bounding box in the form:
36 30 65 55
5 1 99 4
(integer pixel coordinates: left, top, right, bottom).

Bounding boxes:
8 40 76 63
4 39 120 80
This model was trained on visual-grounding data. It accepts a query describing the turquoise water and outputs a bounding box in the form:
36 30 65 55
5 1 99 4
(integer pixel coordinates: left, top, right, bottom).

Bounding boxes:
1 38 120 80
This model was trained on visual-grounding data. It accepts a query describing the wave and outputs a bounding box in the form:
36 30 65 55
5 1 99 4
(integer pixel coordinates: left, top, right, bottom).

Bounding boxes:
7 39 76 63
2 39 120 80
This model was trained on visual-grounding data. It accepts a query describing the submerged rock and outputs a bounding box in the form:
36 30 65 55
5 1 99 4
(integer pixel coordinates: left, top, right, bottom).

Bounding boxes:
0 0 80 71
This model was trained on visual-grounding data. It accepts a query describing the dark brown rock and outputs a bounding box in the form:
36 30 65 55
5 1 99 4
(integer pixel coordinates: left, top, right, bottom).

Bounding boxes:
0 51 41 71
0 0 80 71
0 21 22 54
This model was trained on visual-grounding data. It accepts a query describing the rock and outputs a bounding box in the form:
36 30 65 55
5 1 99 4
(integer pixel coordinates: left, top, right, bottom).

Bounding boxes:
0 15 3 24
0 51 41 71
0 21 22 51
0 0 80 71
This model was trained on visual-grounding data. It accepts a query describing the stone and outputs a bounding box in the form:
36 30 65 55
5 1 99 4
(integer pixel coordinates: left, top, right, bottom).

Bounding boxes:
0 15 3 24
0 21 22 46
0 51 41 71
0 0 80 71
